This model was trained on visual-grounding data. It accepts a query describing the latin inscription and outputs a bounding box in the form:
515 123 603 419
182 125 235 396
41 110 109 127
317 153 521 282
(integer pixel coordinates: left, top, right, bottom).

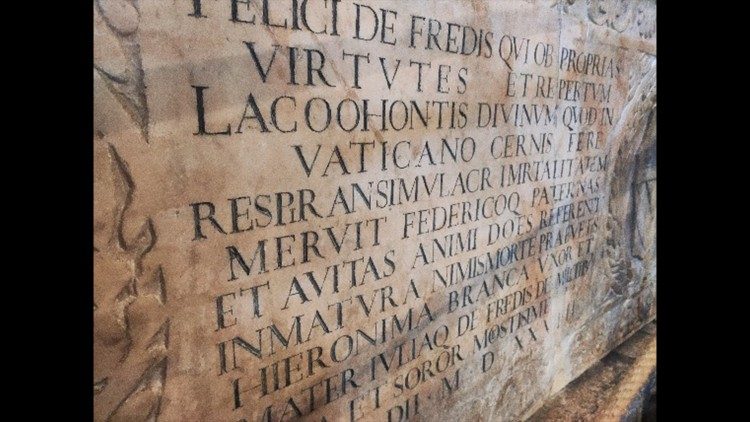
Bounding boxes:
94 1 656 421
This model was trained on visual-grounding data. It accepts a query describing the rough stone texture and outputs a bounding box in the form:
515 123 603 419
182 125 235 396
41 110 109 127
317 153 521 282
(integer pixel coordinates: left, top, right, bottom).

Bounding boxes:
94 1 656 420
528 322 656 421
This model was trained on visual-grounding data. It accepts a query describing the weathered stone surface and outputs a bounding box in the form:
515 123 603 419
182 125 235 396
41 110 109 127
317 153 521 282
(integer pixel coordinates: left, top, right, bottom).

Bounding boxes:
93 1 656 420
528 322 656 421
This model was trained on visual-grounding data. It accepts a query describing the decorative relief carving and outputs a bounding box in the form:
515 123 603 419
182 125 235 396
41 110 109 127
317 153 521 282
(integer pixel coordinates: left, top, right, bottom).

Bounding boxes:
604 214 631 298
94 143 169 421
603 55 656 306
635 4 656 40
587 0 633 33
94 0 149 141
563 50 655 376
93 0 169 416
551 0 654 40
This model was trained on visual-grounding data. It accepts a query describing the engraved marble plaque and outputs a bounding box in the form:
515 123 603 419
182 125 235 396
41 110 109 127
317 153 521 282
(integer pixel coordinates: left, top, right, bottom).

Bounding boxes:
93 0 656 420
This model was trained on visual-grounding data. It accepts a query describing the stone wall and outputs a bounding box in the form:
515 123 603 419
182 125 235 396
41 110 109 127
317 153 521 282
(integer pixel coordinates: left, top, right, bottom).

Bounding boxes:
93 1 656 420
